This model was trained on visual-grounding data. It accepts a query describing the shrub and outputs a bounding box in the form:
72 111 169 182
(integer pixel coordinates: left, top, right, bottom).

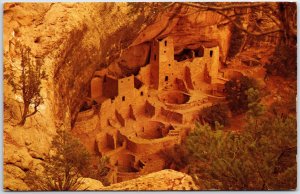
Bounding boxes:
186 115 296 190
200 104 229 129
224 76 258 114
25 130 91 191
88 156 111 186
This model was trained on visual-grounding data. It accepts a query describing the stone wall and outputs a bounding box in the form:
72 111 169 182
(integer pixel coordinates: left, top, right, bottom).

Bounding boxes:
145 100 155 117
118 75 135 100
126 137 177 156
161 107 183 124
99 99 116 128
91 77 103 99
103 76 118 99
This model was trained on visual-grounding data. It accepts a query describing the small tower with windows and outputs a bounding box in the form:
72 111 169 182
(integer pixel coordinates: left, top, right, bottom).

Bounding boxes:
150 36 175 90
202 44 220 84
118 75 135 103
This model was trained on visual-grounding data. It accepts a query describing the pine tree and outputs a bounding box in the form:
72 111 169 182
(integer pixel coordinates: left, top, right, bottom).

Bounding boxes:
25 130 91 191
186 123 257 190
200 104 229 129
88 156 111 186
186 115 297 190
246 88 264 119
224 76 258 114
5 41 47 126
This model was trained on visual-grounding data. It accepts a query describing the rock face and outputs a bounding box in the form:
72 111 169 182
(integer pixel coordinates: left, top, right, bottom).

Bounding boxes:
133 7 232 59
102 169 198 191
3 2 153 190
77 178 104 191
110 5 232 77
4 2 150 126
4 3 231 191
4 2 232 127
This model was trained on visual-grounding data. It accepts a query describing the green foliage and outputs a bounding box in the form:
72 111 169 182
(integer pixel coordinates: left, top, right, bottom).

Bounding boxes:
186 123 257 190
246 116 297 190
246 88 264 119
88 156 111 186
5 41 47 125
25 130 91 191
224 76 258 114
186 115 297 190
201 104 229 129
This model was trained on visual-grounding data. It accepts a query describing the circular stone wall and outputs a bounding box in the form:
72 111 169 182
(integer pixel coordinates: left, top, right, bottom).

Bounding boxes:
159 91 190 104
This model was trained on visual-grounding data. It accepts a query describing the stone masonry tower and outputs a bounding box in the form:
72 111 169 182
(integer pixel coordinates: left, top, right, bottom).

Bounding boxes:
203 45 220 84
150 36 175 90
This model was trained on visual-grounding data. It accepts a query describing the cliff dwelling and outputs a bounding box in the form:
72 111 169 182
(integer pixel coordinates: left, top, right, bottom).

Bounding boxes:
3 2 296 191
72 36 237 183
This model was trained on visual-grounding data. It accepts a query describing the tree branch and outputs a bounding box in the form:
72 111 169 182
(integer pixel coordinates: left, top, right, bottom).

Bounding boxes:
178 2 283 36
25 102 40 118
179 2 268 11
215 10 282 36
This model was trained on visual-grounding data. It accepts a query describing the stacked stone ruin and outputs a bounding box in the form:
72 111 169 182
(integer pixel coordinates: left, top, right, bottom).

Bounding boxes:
73 36 237 183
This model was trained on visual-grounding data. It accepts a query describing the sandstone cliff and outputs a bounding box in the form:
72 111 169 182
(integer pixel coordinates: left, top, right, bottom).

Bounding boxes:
3 2 151 190
110 5 232 78
3 2 231 190
101 169 198 191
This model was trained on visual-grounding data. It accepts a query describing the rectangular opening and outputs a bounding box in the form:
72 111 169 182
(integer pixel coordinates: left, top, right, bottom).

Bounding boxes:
165 76 169 81
140 91 144 96
210 50 213 57
122 96 125 101
165 40 167 46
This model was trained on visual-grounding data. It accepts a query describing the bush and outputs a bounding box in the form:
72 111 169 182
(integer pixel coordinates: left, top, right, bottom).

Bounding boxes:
186 115 296 190
200 104 229 129
224 76 258 114
246 88 264 119
25 130 91 191
88 156 111 186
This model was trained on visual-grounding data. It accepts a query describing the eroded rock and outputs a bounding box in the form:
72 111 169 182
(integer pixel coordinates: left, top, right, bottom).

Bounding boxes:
102 169 198 190
77 178 104 191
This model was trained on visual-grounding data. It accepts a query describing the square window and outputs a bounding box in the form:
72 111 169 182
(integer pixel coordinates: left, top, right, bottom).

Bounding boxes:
122 96 125 101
